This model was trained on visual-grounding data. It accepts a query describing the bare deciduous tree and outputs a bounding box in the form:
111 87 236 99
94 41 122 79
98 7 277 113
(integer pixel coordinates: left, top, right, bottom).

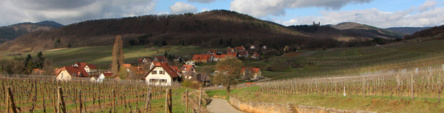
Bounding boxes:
112 35 124 77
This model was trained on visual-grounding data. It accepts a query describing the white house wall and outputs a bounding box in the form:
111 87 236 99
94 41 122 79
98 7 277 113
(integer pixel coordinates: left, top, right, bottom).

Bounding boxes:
145 67 173 86
56 70 72 81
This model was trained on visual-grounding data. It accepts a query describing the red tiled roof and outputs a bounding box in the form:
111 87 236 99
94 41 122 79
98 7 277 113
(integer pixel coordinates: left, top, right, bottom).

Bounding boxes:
74 62 97 69
181 65 194 72
192 54 212 61
170 66 179 72
208 50 217 54
212 55 222 58
227 48 235 53
152 61 162 66
221 52 237 59
145 62 180 78
138 57 153 62
253 52 260 56
123 64 132 68
241 67 261 73
235 46 246 51
154 56 168 62
103 72 113 76
60 66 90 77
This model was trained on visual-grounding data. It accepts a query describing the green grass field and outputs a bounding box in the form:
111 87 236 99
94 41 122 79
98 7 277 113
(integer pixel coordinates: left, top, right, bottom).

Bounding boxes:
0 45 225 69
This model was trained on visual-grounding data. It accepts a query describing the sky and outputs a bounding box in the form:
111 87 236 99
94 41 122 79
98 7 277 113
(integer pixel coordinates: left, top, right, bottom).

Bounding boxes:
1 0 443 28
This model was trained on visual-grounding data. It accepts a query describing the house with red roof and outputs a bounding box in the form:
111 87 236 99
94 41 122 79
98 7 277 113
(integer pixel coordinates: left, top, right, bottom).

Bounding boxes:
235 46 246 52
227 47 236 53
212 54 222 62
73 62 97 74
144 62 181 86
207 50 218 55
237 51 249 58
241 67 263 80
154 56 168 62
192 54 213 63
251 52 261 60
138 57 153 65
180 65 196 74
56 66 90 81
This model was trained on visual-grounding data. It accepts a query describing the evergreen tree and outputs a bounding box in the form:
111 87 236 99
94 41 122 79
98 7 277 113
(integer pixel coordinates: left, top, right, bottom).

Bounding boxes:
36 51 45 68
219 38 224 46
25 54 32 66
161 40 167 46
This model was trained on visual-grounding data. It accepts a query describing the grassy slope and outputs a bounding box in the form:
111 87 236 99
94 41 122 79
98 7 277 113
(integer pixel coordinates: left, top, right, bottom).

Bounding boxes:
203 40 444 112
261 40 444 80
219 86 444 113
0 46 224 69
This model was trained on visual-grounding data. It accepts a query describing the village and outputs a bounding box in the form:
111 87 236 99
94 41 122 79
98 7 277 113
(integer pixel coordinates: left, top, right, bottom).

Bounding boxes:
52 45 271 87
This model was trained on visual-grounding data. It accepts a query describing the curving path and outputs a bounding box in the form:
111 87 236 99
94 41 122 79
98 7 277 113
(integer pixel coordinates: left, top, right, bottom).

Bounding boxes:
207 98 244 113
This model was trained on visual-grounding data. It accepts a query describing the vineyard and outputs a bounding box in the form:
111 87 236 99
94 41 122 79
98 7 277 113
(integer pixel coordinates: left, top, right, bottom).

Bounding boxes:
260 66 444 102
226 40 444 112
0 76 191 113
266 40 444 79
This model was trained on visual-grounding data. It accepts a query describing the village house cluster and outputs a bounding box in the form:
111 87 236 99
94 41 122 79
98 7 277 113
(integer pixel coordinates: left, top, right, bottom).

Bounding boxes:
191 45 270 64
54 45 268 86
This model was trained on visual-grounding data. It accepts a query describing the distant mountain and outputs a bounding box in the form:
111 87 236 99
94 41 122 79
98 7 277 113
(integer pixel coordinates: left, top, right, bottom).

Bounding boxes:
36 21 64 28
1 11 409 52
331 22 404 39
0 21 63 43
404 25 444 40
2 10 317 52
288 22 403 42
386 27 431 35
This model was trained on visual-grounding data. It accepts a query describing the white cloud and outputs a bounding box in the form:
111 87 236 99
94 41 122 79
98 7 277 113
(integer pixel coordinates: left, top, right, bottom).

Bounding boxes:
230 0 372 17
200 8 210 12
188 0 215 3
417 0 437 12
281 0 444 28
169 2 198 14
0 0 157 26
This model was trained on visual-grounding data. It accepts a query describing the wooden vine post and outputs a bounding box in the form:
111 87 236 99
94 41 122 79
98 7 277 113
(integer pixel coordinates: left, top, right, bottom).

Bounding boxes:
165 88 172 113
411 73 414 100
113 89 116 113
199 86 202 113
186 89 188 113
145 88 151 113
79 90 83 113
6 86 19 113
57 87 67 113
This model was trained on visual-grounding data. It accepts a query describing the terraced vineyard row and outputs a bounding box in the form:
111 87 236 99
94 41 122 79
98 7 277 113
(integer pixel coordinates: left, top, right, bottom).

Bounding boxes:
260 67 444 102
0 76 182 112
271 40 444 79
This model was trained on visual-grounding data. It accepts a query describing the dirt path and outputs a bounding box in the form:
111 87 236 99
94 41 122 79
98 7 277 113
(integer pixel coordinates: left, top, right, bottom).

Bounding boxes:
207 98 244 113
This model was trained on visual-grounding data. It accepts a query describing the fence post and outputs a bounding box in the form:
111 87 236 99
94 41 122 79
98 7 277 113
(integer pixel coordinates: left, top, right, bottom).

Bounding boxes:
6 86 9 113
145 88 151 113
79 90 83 113
186 89 188 113
165 88 172 113
53 88 57 113
199 86 202 113
411 73 414 100
6 86 18 113
57 87 67 113
113 89 117 113
42 87 46 113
